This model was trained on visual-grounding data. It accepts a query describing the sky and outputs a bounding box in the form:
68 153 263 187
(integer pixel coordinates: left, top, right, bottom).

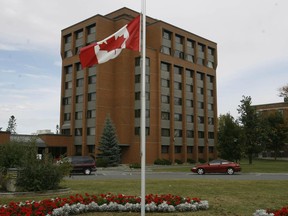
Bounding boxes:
0 0 287 134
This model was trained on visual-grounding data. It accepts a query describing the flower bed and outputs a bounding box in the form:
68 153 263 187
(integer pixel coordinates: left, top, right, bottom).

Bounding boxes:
254 206 288 216
0 193 209 215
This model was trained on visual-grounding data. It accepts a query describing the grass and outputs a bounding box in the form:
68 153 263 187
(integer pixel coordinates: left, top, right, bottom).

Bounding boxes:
1 159 288 215
152 158 288 173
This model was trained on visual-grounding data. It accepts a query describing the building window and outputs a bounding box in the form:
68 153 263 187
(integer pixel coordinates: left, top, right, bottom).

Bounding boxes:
163 30 172 40
208 132 214 139
198 146 204 153
65 81 72 89
174 129 182 137
62 129 70 135
135 74 141 83
197 101 204 109
174 50 184 59
88 75 96 84
197 43 205 65
62 97 71 105
187 39 194 48
186 54 194 63
187 146 193 153
175 34 183 44
187 130 194 138
209 146 214 153
174 113 182 121
197 87 204 95
76 62 82 71
186 84 193 92
75 128 82 136
76 78 84 87
208 117 214 125
186 100 193 107
64 65 73 74
87 127 95 136
161 128 170 137
174 65 182 75
87 24 96 34
161 145 169 154
161 79 170 88
174 97 182 106
198 131 205 138
76 30 83 39
76 95 83 103
64 50 73 58
186 115 193 123
161 46 171 55
174 81 182 90
198 116 205 124
207 75 214 83
135 92 140 100
87 109 96 118
75 111 83 120
161 95 170 104
207 89 213 97
64 113 71 121
161 111 170 120
161 62 170 71
135 127 150 136
88 92 96 101
175 146 182 153
88 145 95 153
186 69 194 78
64 34 72 43
197 72 204 81
208 103 214 111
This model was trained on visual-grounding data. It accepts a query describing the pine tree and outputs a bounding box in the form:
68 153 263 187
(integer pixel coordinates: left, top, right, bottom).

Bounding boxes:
98 116 121 166
6 115 17 134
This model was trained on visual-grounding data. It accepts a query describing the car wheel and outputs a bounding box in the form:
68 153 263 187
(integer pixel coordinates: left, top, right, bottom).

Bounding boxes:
197 168 205 175
84 168 91 175
227 168 234 175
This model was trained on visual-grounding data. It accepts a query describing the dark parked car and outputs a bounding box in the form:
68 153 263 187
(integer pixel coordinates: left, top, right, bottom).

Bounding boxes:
191 159 241 175
66 156 97 175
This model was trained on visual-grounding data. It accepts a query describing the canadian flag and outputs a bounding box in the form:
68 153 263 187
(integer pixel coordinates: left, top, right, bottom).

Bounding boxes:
79 15 140 68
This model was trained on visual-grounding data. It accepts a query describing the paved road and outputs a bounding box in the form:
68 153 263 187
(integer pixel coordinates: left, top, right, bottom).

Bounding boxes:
68 169 288 181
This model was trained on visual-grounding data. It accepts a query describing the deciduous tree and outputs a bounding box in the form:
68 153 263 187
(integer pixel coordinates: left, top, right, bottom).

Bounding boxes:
237 96 262 164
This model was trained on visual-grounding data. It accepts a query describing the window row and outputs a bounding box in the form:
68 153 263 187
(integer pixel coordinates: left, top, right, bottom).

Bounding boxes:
161 129 214 139
64 75 96 89
75 127 96 136
161 145 214 154
161 62 214 83
64 109 96 121
62 92 96 105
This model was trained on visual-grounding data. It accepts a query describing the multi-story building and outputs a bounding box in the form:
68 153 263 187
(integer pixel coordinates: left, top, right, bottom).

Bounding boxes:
60 7 218 164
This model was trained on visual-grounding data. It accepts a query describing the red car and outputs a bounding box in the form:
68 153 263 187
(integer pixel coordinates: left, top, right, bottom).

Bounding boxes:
191 159 241 175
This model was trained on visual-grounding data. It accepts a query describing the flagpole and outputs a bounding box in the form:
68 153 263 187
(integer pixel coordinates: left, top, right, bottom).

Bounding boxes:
140 0 146 215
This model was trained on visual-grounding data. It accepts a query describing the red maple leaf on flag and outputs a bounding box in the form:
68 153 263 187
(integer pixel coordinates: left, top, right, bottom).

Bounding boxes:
98 35 126 52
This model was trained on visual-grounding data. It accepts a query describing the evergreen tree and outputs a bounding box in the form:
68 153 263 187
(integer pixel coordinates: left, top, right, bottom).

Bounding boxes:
6 115 17 134
98 116 121 166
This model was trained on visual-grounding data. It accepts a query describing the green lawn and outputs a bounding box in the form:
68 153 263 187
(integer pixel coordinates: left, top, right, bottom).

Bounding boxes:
1 158 287 215
151 158 288 173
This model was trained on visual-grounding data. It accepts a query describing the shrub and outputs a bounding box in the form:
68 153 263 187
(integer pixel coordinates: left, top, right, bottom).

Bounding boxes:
198 158 206 163
17 157 71 191
96 158 108 168
174 159 183 164
129 163 141 169
187 158 196 164
154 159 172 165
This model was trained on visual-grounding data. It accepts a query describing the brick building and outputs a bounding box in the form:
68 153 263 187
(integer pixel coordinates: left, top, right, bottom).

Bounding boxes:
59 7 218 164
